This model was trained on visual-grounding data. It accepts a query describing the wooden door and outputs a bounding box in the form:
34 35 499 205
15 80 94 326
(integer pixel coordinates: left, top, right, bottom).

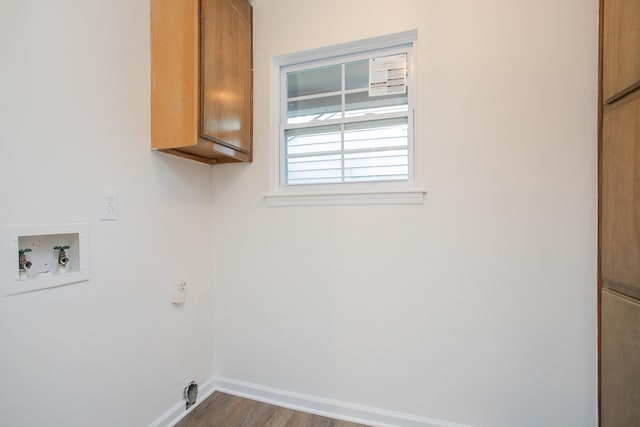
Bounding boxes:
200 0 253 155
600 0 640 424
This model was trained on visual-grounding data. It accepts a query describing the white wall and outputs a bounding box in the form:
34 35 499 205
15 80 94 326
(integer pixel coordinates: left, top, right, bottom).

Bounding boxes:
0 2 213 426
211 1 599 426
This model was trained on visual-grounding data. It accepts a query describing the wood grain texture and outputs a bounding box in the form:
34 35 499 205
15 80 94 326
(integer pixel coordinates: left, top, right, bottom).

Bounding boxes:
600 0 640 424
150 0 199 150
150 0 253 163
601 88 640 292
601 289 640 427
602 0 640 101
175 392 371 427
200 0 253 155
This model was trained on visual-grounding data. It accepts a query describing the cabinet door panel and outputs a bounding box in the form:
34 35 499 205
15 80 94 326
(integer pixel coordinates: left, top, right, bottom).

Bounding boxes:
602 90 640 290
200 0 252 154
601 289 640 427
603 0 640 100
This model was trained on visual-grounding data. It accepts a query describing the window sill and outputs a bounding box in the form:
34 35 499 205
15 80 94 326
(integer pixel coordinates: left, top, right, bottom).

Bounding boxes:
264 189 426 207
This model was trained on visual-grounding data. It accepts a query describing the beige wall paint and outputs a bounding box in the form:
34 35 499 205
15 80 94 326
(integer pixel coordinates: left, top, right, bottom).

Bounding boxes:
0 2 213 426
211 1 599 426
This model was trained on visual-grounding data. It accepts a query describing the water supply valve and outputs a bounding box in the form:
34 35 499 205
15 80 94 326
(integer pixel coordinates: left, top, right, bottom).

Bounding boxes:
18 248 33 271
54 245 70 266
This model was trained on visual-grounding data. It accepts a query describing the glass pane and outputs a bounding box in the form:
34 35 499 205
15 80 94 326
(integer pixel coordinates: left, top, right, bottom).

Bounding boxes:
287 154 342 172
287 95 342 124
344 149 408 182
345 60 368 90
285 124 342 156
287 165 343 184
287 65 341 98
345 91 408 118
286 153 343 184
343 118 408 151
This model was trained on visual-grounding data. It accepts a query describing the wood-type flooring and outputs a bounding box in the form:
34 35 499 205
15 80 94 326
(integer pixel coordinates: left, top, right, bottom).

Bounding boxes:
175 392 371 427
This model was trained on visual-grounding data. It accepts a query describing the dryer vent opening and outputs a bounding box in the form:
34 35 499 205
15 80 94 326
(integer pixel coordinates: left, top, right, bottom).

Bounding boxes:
184 381 198 410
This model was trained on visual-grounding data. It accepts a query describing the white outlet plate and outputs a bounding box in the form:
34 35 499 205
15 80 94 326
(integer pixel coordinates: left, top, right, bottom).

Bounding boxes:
171 281 186 304
100 192 119 221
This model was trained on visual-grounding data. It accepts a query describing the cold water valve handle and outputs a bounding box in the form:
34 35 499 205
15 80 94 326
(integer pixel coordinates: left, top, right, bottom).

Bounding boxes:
54 245 70 266
18 248 33 271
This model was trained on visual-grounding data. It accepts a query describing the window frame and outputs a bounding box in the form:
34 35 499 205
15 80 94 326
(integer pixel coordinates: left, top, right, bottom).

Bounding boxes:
266 30 425 207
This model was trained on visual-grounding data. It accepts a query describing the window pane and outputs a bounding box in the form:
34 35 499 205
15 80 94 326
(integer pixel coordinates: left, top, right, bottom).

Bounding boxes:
287 95 342 124
285 124 342 156
345 91 408 118
344 149 408 182
288 154 342 172
287 175 343 185
345 60 368 90
344 117 408 151
287 65 341 98
286 153 343 184
343 118 409 182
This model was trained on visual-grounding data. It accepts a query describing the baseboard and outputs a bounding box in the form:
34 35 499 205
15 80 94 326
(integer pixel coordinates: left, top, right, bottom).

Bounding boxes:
148 377 216 427
213 377 472 427
149 376 471 427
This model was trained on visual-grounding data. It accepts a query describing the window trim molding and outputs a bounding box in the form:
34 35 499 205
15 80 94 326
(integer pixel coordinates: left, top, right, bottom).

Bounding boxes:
265 190 426 207
267 30 421 207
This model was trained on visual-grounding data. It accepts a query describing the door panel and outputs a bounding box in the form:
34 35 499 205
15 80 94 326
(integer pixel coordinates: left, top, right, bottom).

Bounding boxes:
601 89 640 292
601 289 640 427
200 0 252 153
602 0 640 101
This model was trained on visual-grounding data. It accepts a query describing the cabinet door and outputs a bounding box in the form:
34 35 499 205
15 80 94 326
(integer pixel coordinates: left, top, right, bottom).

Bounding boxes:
602 0 640 101
601 89 640 293
601 289 640 427
200 0 252 154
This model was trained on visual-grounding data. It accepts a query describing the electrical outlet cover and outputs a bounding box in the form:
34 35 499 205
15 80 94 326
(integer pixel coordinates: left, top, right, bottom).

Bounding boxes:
99 192 119 221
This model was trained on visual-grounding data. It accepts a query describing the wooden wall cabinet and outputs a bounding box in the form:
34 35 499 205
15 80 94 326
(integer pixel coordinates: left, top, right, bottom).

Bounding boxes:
150 0 253 164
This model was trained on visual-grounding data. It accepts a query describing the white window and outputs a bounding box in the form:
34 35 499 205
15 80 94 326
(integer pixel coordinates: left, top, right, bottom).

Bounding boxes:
267 31 424 206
